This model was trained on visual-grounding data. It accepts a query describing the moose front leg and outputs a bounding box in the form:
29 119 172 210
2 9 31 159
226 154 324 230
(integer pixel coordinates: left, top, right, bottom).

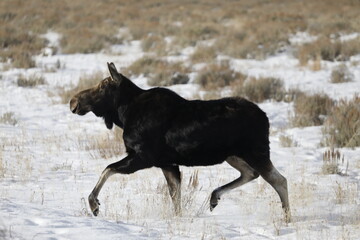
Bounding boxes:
88 153 148 216
88 167 114 216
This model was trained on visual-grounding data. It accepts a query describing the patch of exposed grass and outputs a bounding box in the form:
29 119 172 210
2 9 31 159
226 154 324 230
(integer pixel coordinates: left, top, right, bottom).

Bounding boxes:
141 34 167 55
322 149 345 175
17 74 45 87
172 23 220 48
322 96 360 148
149 72 189 86
291 93 334 127
78 128 124 160
124 57 167 77
297 36 360 64
330 64 354 83
124 56 190 86
279 135 298 148
0 25 45 68
0 112 17 126
238 77 285 103
190 46 217 63
195 61 247 90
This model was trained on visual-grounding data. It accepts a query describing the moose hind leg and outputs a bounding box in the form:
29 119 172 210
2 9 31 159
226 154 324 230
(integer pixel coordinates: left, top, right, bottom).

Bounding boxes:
261 164 291 222
210 157 259 211
89 153 149 216
162 166 182 215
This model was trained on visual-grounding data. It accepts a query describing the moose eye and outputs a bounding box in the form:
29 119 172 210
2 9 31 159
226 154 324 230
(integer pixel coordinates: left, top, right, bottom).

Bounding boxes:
100 80 108 89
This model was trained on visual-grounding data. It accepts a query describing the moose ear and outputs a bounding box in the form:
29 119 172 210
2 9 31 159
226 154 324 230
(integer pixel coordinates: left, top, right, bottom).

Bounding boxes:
107 62 122 84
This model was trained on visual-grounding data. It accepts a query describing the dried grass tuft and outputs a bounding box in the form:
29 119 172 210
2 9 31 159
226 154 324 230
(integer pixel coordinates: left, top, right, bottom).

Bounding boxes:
17 74 46 87
330 64 354 83
124 56 189 86
239 77 285 103
322 96 360 148
0 112 18 126
291 93 334 127
195 61 247 90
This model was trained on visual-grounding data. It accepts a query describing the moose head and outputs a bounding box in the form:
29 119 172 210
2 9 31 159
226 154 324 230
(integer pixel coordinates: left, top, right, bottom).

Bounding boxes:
69 63 139 129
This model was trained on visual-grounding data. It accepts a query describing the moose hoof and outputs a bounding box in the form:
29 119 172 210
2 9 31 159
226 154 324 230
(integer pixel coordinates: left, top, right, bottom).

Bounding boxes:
284 208 292 223
210 191 220 211
88 194 100 216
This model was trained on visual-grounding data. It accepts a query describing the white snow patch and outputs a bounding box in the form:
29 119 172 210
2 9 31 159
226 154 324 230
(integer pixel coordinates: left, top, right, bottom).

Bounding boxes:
289 32 318 45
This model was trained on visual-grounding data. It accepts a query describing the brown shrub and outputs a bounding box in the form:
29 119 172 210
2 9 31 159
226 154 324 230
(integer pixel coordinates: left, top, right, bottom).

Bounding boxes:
141 34 167 54
323 96 360 148
297 36 360 64
291 93 334 127
330 64 354 83
190 46 216 63
174 23 220 47
236 77 285 103
195 61 247 90
124 56 189 86
149 72 189 86
60 23 123 54
17 74 46 87
321 149 344 175
124 57 165 77
0 28 44 68
0 112 17 126
279 134 298 148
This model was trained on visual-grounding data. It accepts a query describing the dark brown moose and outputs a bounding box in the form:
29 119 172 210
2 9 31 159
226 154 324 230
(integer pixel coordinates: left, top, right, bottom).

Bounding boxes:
70 63 291 222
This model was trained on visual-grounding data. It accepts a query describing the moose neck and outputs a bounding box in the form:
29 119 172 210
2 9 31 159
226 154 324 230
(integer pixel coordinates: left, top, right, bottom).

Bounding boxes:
114 77 144 127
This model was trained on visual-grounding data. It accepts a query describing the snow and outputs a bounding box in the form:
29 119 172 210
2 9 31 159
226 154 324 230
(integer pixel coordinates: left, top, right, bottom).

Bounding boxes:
288 32 318 45
0 36 359 239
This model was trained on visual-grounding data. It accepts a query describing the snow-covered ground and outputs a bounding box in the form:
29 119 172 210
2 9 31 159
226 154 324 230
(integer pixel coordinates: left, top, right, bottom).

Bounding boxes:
0 37 359 239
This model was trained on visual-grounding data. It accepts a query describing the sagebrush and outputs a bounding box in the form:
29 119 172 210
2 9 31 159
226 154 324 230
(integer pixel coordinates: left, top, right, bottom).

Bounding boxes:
239 77 285 103
322 96 360 148
291 93 334 127
195 61 247 90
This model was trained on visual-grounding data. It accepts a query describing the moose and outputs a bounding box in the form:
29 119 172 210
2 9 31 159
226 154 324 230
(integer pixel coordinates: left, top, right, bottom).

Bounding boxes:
70 63 291 222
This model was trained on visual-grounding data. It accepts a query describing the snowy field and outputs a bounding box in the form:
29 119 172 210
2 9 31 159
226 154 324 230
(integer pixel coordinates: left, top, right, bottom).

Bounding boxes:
0 35 360 240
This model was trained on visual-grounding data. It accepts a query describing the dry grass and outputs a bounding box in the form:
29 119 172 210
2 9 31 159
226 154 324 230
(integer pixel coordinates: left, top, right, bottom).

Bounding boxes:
195 61 247 90
17 74 45 87
190 46 217 63
291 93 334 127
124 56 190 86
0 112 17 126
322 96 360 148
297 36 360 65
0 145 4 177
2 0 360 67
237 77 285 103
330 64 354 83
77 128 124 160
322 149 345 175
279 135 298 148
141 34 167 55
334 181 357 205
